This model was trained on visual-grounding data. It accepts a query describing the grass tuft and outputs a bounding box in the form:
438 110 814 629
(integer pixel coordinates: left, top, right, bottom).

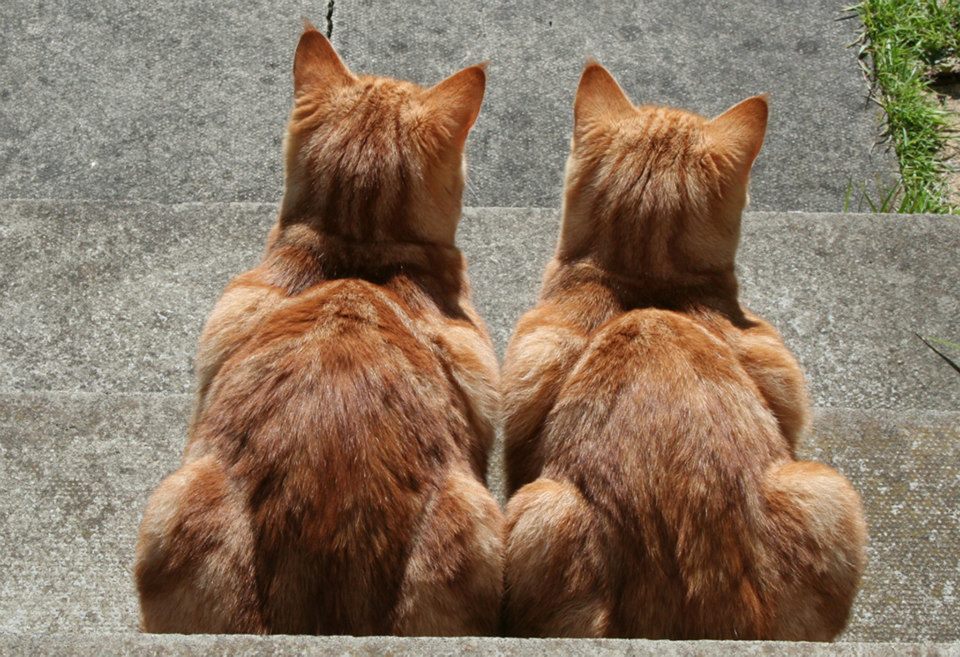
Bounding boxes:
852 0 960 214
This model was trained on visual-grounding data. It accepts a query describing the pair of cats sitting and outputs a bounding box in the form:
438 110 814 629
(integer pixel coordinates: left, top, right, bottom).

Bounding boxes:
134 24 867 640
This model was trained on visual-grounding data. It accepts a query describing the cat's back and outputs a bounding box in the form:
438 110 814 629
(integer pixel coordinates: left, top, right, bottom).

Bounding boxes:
202 273 457 469
534 303 786 635
191 275 460 632
544 303 786 502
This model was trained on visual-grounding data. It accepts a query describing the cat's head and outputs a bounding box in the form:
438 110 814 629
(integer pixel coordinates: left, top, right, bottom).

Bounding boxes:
281 23 486 245
560 61 767 281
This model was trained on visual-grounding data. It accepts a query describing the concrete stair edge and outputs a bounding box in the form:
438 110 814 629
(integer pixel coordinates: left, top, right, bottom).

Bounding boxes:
4 196 960 218
1 391 957 641
0 634 957 657
1 200 958 411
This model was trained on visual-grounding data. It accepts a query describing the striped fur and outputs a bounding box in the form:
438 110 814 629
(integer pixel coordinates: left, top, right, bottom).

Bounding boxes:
134 25 503 635
501 61 867 640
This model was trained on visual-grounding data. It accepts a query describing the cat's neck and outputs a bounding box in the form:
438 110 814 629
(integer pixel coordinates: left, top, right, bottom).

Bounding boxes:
556 201 740 301
262 219 465 296
546 256 741 315
279 184 461 247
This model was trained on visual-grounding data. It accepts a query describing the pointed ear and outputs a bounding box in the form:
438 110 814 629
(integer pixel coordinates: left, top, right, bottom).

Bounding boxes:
293 25 354 94
423 63 487 146
706 95 769 178
574 60 634 129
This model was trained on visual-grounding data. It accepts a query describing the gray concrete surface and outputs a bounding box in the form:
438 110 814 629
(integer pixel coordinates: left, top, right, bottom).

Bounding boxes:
0 1 893 210
1 635 959 657
802 409 960 642
0 391 957 640
334 0 895 210
1 201 957 411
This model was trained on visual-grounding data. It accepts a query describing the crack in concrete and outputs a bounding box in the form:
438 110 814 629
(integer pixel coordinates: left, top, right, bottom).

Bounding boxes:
325 0 335 38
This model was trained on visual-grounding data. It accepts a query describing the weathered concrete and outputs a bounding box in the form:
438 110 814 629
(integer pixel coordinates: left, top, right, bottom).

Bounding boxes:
1 201 957 411
804 409 960 642
0 0 894 209
0 391 957 640
1 635 958 657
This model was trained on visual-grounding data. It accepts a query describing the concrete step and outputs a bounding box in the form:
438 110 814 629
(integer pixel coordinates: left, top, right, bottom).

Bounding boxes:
333 0 895 210
0 635 957 657
1 201 957 410
0 1 893 210
0 391 957 640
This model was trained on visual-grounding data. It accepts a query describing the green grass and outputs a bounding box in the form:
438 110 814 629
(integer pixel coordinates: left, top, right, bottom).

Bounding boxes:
852 0 960 214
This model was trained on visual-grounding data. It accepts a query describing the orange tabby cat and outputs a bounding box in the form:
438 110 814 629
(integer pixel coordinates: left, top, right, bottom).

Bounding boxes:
501 61 866 640
134 24 504 635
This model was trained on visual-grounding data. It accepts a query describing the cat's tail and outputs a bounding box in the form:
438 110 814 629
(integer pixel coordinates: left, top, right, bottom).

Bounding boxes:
761 460 867 640
135 455 265 633
502 477 614 637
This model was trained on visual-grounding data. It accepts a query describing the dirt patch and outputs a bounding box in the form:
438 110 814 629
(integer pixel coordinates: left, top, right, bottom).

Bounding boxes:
932 76 960 207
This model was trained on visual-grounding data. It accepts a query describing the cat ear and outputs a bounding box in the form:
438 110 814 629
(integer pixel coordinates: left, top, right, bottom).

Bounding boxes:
423 63 487 147
293 24 354 94
705 95 769 179
574 60 634 129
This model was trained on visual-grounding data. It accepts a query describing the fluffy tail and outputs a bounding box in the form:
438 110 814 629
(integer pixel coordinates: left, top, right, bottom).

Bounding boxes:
762 460 868 640
502 478 614 637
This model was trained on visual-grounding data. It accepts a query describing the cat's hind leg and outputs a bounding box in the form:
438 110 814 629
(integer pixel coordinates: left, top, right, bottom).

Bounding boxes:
134 455 264 633
391 469 505 636
763 460 867 640
503 478 615 637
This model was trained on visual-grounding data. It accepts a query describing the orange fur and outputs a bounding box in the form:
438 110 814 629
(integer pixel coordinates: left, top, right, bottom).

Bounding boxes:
135 26 503 635
501 61 866 640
